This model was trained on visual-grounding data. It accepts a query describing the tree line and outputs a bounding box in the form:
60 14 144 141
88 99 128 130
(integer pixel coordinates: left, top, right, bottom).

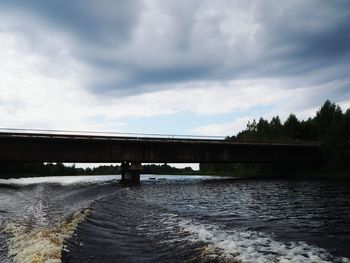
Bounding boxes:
201 100 350 174
0 162 196 178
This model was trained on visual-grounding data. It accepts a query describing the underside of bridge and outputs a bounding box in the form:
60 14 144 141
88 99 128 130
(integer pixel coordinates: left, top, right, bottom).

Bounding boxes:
0 132 324 183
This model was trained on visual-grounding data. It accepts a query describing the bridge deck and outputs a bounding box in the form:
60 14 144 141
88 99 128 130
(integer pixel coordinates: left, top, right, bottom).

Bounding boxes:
0 132 323 163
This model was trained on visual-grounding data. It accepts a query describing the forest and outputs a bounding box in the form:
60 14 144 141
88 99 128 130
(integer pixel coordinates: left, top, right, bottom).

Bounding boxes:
201 100 350 175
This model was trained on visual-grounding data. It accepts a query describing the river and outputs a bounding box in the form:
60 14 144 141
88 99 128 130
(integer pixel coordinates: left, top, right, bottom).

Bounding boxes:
0 175 350 263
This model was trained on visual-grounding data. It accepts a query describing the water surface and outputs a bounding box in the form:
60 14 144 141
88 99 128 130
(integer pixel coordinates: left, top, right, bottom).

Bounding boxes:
1 175 350 262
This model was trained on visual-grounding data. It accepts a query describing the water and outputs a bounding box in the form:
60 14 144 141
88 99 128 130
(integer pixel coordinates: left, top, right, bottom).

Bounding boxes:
0 175 350 263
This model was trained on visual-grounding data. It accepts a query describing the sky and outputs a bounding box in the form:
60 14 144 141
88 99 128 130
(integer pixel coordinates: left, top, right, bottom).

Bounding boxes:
0 0 350 138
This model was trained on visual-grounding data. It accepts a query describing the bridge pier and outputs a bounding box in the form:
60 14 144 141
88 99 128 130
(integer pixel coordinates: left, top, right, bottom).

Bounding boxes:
121 161 142 183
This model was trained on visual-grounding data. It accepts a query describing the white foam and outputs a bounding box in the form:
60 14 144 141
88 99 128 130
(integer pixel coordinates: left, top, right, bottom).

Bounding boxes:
161 214 350 263
0 175 119 186
3 208 90 263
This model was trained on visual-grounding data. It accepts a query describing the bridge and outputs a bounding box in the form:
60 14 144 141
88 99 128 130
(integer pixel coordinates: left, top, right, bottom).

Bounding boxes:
0 130 323 182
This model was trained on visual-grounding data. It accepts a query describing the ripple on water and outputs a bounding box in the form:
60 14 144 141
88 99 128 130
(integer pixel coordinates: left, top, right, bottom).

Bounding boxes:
1 176 350 263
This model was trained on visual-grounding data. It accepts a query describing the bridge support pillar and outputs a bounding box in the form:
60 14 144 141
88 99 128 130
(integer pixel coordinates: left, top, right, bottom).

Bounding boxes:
121 161 142 183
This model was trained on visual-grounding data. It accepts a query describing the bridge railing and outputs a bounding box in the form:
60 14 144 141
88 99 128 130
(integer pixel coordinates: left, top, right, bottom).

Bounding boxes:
0 127 226 141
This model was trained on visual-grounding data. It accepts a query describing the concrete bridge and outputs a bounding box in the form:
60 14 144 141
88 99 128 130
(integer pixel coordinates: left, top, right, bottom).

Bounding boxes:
0 131 323 182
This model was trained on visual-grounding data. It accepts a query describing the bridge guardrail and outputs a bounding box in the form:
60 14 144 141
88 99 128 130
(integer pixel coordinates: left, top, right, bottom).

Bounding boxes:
0 127 226 141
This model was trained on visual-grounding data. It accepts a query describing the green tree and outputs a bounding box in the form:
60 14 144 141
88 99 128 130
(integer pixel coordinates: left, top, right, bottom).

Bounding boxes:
323 107 350 170
270 116 283 139
284 114 300 139
315 100 343 140
256 118 270 140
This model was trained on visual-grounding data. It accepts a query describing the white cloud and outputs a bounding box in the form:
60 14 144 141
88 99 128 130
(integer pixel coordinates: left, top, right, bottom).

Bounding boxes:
102 78 286 119
114 0 260 72
191 84 350 136
0 26 99 130
192 117 251 136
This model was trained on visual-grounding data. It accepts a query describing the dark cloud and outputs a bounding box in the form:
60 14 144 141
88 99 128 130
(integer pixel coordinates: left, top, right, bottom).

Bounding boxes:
85 63 215 98
0 0 143 45
1 0 349 96
254 1 350 74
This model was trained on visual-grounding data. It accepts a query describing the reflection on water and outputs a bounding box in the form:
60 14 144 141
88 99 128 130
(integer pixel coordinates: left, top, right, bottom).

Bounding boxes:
0 175 350 263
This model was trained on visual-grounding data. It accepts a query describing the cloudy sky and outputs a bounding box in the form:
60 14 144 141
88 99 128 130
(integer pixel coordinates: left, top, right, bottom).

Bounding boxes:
1 0 350 137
